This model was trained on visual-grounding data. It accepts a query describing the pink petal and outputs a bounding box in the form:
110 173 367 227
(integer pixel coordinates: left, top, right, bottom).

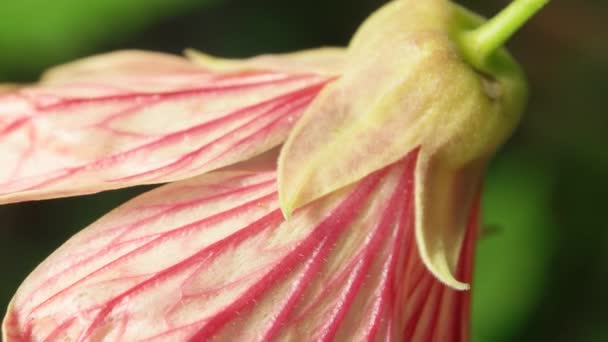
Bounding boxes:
3 150 477 341
0 50 338 204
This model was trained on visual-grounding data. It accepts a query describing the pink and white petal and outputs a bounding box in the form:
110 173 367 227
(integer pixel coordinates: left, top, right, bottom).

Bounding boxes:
0 50 339 204
3 150 477 341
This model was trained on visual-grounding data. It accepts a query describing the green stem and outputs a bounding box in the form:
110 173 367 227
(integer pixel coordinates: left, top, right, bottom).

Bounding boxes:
461 0 549 70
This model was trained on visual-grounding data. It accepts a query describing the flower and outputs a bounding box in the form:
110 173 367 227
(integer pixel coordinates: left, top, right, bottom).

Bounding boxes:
1 0 546 340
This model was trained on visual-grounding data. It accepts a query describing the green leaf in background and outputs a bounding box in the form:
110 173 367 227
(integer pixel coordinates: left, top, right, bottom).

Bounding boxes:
473 149 556 342
0 0 219 81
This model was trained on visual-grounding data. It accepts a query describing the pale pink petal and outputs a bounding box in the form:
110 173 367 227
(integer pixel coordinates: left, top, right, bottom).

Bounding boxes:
3 150 477 341
40 50 208 84
0 50 339 204
186 47 346 75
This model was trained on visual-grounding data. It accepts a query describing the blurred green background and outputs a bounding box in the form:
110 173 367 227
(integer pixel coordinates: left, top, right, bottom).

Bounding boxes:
1 0 606 341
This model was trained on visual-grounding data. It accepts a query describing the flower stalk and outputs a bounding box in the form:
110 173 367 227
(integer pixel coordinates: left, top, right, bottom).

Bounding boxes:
459 0 550 72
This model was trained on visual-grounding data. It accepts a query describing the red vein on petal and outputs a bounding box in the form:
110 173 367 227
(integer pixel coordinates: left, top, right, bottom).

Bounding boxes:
428 283 446 341
362 246 398 342
258 238 330 341
25 191 278 319
316 167 410 341
258 163 395 340
173 260 279 308
289 250 361 323
29 73 309 111
0 80 327 197
90 98 164 138
111 85 320 184
95 178 276 245
0 117 29 138
187 168 387 341
7 124 37 180
22 203 284 340
362 155 417 341
41 318 76 342
21 178 277 310
78 210 286 341
191 92 317 172
401 271 436 340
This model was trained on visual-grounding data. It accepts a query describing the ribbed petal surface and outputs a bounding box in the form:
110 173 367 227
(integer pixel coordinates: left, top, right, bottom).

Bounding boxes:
0 50 338 204
3 150 477 341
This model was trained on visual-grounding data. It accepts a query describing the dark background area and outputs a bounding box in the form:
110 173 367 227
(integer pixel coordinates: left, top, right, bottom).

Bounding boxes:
1 0 607 341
